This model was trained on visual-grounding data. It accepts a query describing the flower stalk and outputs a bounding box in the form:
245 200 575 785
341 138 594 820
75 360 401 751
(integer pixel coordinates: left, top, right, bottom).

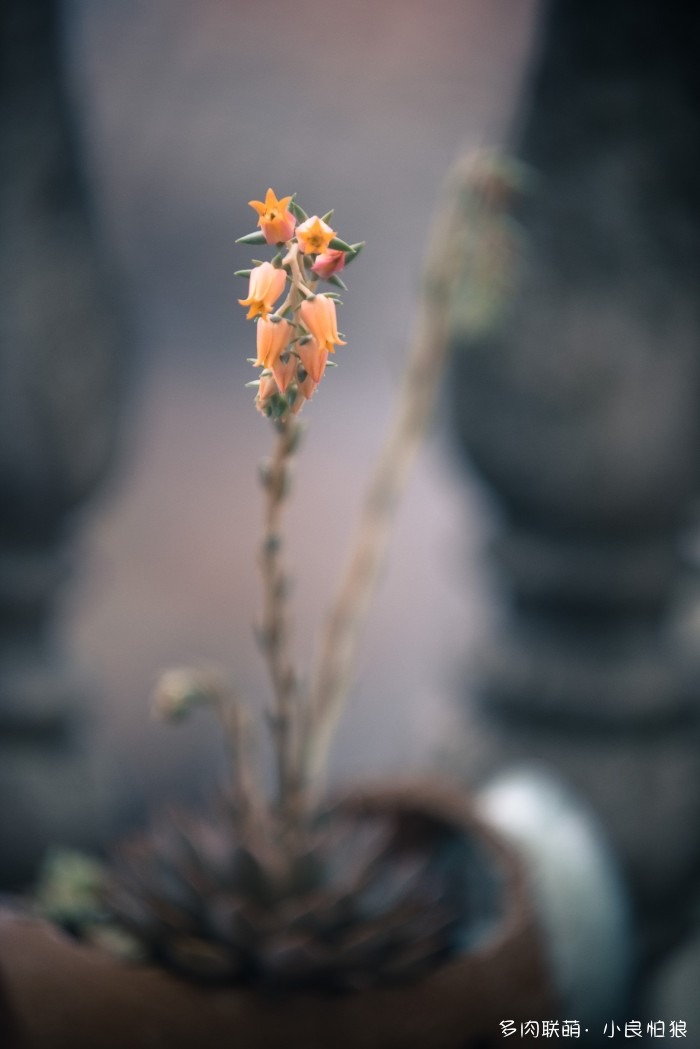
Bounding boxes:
155 155 513 843
257 414 305 835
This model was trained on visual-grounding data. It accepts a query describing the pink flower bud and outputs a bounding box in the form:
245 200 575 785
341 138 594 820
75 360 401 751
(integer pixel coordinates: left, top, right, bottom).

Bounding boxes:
311 249 346 280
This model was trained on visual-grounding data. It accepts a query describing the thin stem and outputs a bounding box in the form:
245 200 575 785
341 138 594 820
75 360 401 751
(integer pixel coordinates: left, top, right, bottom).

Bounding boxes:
284 241 315 298
153 665 265 840
258 415 304 830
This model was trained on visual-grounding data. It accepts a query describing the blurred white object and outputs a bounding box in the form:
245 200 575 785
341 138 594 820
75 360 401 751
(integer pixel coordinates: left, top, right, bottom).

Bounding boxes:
477 767 631 1026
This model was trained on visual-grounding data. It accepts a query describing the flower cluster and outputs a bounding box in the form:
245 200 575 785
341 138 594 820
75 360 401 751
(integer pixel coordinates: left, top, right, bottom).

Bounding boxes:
237 189 362 419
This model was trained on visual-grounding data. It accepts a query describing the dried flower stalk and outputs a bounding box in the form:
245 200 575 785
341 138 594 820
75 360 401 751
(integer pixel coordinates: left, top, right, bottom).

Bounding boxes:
303 155 489 789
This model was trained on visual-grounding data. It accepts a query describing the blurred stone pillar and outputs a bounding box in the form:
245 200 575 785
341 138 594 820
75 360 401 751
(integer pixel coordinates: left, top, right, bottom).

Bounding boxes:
0 0 126 885
449 0 700 1003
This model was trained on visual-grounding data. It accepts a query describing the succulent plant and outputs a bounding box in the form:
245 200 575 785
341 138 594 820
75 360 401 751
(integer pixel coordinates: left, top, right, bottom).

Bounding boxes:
100 165 503 995
105 789 495 992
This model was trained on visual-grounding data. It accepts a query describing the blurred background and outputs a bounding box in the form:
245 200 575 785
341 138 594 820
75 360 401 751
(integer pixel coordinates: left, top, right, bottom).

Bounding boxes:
3 0 700 1035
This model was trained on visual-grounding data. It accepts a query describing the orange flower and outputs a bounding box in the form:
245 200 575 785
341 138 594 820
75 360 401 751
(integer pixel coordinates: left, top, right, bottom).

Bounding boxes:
299 295 346 353
296 216 335 255
254 317 292 369
311 249 346 280
255 372 280 416
239 262 286 320
290 370 318 414
297 335 328 384
248 188 296 244
271 351 297 394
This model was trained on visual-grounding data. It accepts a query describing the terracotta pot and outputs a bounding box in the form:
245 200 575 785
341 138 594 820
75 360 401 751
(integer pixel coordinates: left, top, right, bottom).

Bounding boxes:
0 783 555 1049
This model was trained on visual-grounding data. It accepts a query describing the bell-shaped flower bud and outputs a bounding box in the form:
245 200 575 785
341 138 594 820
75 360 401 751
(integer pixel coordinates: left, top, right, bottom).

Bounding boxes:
255 372 281 416
254 316 293 369
290 367 319 414
271 351 298 394
299 295 346 353
238 262 287 320
297 335 328 384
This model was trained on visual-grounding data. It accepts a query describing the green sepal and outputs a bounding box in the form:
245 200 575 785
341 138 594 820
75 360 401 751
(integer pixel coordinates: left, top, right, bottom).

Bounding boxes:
289 199 308 222
327 274 348 290
321 209 335 223
262 533 281 556
236 230 267 245
269 393 290 421
343 242 365 265
234 268 252 278
328 236 353 252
